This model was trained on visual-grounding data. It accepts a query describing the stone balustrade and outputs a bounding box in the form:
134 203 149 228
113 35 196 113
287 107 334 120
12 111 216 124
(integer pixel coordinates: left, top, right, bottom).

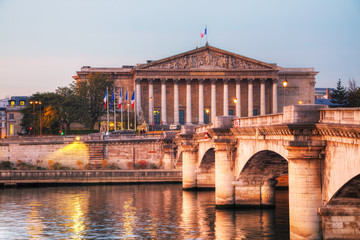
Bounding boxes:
195 123 214 134
319 107 360 125
233 113 284 128
0 170 182 185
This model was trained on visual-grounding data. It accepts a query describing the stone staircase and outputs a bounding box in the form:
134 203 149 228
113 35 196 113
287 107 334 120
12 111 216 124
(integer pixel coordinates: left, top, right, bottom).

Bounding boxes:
88 144 104 169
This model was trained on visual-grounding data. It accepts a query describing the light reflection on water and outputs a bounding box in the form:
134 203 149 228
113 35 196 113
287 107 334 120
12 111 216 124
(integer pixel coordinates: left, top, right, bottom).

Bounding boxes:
0 184 289 239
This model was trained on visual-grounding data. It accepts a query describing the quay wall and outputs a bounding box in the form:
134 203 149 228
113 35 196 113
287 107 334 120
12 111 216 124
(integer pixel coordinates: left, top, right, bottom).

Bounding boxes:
0 170 182 185
0 135 173 170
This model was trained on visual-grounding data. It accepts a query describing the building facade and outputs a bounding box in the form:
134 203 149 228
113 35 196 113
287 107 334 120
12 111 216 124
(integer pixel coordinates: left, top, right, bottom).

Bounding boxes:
74 46 317 127
4 96 29 137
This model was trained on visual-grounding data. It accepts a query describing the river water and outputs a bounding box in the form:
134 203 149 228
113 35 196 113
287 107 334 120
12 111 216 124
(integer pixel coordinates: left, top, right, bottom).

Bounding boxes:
0 184 289 239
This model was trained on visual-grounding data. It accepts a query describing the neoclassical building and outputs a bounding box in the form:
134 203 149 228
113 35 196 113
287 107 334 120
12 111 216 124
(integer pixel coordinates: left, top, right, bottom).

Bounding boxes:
74 45 317 126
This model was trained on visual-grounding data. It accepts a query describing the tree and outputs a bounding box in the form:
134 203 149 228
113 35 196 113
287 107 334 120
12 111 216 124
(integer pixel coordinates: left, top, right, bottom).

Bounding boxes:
331 79 347 106
56 85 87 130
76 73 114 129
346 78 360 107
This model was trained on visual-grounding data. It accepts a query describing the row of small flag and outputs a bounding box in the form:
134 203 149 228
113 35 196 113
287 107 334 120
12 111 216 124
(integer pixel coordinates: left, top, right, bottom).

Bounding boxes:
104 89 135 109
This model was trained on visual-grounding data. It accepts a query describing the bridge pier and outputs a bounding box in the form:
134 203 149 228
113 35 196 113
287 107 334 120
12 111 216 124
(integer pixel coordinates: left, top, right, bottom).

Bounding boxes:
215 142 235 208
286 142 325 240
234 179 277 208
182 145 198 190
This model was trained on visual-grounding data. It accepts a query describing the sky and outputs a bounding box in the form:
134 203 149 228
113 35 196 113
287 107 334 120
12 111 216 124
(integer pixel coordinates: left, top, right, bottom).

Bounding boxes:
0 0 359 98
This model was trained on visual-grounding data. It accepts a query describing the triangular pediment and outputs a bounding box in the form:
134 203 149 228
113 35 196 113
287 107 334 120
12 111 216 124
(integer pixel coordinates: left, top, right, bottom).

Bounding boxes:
136 46 280 71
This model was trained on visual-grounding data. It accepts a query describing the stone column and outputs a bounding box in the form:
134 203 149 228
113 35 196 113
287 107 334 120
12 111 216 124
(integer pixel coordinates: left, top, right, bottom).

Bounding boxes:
182 145 198 190
186 79 192 124
260 179 277 207
215 142 235 207
235 78 241 117
211 78 217 123
272 78 278 114
148 78 154 125
135 78 142 116
260 78 266 115
285 142 325 240
223 78 229 116
248 78 254 117
161 78 167 125
173 78 179 125
198 79 204 124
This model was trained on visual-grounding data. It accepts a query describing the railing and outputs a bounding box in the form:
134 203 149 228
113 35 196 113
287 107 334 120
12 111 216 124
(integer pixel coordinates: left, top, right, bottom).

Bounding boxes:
0 170 182 184
195 123 214 133
319 108 360 125
233 113 284 128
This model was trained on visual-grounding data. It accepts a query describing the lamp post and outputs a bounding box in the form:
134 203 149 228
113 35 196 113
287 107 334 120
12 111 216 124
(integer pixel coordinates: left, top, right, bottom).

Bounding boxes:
233 98 237 116
29 100 42 136
282 78 288 111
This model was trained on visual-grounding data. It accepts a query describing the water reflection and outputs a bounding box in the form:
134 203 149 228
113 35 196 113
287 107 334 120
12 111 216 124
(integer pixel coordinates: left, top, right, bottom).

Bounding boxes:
0 184 289 239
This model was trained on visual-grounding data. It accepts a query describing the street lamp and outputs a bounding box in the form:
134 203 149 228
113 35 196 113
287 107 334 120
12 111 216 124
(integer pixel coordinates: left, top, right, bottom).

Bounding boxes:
282 78 288 110
29 100 42 136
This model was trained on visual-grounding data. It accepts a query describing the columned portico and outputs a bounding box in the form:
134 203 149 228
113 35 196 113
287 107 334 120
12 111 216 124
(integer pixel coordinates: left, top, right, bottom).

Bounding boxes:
148 79 154 125
211 79 217 123
272 78 278 114
161 78 167 125
248 78 254 117
223 79 229 116
198 79 204 124
173 78 179 125
135 78 141 116
260 78 266 115
235 79 241 117
186 79 192 124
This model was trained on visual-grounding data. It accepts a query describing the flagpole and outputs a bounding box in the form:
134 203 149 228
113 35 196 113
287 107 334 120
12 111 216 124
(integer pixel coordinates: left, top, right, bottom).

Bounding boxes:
114 89 116 131
205 25 208 44
134 96 136 132
121 87 123 130
127 88 129 130
106 87 109 134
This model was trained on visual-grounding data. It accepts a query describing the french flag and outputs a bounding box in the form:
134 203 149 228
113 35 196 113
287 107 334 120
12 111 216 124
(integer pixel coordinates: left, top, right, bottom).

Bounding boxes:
103 89 108 108
118 88 122 109
200 26 207 38
131 90 135 108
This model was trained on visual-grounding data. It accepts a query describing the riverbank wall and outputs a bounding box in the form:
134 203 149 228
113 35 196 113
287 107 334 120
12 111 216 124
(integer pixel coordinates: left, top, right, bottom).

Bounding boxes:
0 170 182 186
0 133 178 170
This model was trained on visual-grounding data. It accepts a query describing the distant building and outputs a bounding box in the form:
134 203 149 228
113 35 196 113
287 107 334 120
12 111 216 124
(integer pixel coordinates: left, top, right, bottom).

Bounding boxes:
4 96 29 138
74 45 318 128
0 98 9 138
315 88 333 99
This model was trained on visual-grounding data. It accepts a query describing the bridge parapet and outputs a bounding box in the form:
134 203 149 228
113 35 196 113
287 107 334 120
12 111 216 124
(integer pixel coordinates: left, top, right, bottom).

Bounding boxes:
319 107 360 125
233 104 328 128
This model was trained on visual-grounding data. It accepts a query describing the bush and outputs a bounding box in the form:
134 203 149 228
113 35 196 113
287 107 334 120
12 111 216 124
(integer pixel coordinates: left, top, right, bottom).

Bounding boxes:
149 163 159 169
16 160 37 170
0 161 15 170
138 160 148 169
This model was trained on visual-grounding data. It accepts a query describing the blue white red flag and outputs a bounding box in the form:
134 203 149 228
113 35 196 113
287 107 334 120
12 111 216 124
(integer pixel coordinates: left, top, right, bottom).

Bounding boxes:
103 89 108 108
125 89 128 102
200 26 207 38
110 90 115 109
131 90 135 108
118 88 122 109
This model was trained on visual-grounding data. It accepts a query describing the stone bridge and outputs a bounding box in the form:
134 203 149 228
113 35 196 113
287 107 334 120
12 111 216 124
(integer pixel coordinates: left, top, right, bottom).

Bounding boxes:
176 105 360 239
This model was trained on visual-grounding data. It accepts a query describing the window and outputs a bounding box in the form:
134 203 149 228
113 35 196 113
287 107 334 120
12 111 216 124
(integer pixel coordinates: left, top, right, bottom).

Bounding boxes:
0 123 2 127
9 124 14 135
153 110 160 124
179 110 185 125
228 110 234 116
10 101 15 106
9 114 14 120
20 101 25 106
253 110 258 116
204 110 210 124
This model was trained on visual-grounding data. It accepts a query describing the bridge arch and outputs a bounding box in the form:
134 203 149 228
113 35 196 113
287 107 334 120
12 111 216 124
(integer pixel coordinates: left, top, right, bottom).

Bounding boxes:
327 174 360 207
197 148 215 188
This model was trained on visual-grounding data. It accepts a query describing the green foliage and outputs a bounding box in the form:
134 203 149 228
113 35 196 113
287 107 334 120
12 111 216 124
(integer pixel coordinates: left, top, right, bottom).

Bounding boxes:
76 73 115 129
0 161 15 170
51 162 71 170
16 160 37 170
149 163 159 169
331 79 347 106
